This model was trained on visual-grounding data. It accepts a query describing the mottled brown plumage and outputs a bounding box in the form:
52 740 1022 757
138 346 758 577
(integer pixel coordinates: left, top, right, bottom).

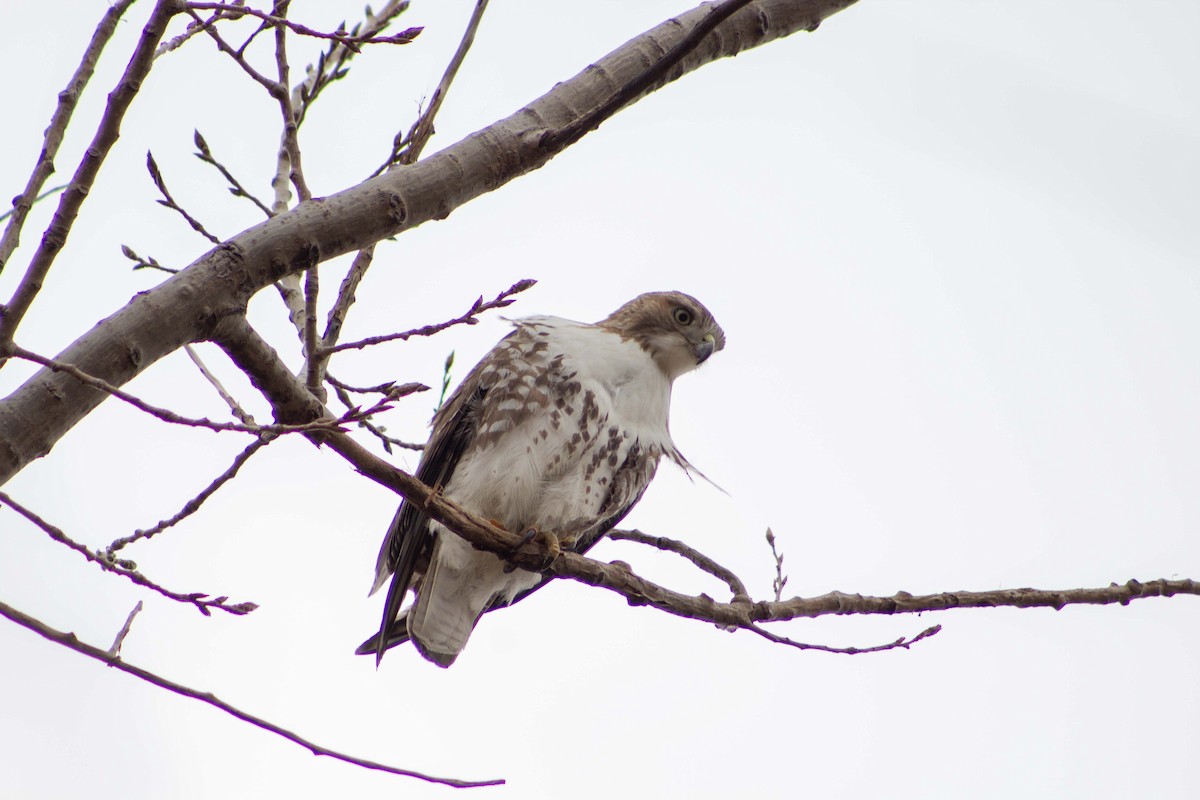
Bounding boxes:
358 291 724 667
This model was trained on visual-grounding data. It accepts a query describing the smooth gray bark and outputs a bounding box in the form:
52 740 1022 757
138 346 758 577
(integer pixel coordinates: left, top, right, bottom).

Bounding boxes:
0 0 856 485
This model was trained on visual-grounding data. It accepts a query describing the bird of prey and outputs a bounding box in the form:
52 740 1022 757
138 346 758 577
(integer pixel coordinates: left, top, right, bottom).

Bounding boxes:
357 291 725 667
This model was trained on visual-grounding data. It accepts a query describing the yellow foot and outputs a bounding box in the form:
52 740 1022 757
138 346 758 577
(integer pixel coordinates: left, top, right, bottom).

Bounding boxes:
503 526 561 572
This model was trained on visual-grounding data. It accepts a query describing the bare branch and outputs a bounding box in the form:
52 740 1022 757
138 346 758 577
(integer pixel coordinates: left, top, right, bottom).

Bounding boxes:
329 379 424 454
184 344 257 425
218 316 1199 652
765 527 788 602
6 345 387 437
294 0 413 128
193 130 274 217
322 279 536 356
106 437 270 555
609 528 749 600
146 151 222 244
0 0 179 349
325 374 429 398
121 244 178 274
270 0 312 205
107 601 144 658
303 262 322 393
0 598 503 788
187 7 280 93
0 0 136 274
157 6 226 57
0 492 256 617
185 2 422 50
746 621 943 655
371 0 489 176
320 246 374 350
0 0 863 486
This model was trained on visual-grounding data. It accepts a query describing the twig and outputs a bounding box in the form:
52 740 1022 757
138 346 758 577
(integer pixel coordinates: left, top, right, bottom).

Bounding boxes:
766 527 788 602
193 130 274 217
0 0 135 274
0 598 503 788
0 492 256 617
322 280 536 356
294 0 413 129
370 0 489 176
271 0 312 205
746 622 943 655
121 244 178 274
187 8 279 93
610 528 748 600
320 247 374 350
326 374 428 398
146 151 221 243
303 261 322 393
185 2 422 51
185 344 257 425
107 601 144 657
329 0 482 348
157 6 226 57
106 437 270 554
329 380 423 454
7 345 388 437
0 0 179 348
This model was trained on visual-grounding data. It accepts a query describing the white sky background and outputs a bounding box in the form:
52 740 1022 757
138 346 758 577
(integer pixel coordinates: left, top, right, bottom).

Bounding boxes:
1 0 1197 796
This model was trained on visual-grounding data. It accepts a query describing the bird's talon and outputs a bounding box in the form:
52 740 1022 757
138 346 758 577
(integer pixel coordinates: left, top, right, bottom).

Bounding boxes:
507 527 560 571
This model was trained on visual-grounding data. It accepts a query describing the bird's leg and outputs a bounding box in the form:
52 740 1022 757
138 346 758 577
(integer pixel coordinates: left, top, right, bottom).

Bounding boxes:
502 526 561 573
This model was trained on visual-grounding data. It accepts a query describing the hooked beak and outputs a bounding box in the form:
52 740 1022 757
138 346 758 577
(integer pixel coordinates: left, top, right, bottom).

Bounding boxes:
693 333 717 364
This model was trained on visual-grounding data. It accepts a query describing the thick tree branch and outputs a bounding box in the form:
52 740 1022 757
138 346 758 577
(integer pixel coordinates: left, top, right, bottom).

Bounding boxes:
0 598 502 788
0 0 858 486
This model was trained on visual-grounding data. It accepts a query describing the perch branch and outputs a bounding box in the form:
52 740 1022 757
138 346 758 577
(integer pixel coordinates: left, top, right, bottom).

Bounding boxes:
214 316 1200 648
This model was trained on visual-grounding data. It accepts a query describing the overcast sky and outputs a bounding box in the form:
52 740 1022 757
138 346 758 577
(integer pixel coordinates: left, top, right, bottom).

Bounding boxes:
1 1 1198 797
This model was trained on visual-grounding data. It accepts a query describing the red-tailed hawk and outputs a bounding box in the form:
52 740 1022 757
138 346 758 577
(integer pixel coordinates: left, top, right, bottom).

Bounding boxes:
357 291 725 667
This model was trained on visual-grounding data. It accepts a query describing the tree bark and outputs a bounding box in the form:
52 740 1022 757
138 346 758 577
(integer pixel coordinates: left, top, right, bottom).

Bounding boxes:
0 0 857 485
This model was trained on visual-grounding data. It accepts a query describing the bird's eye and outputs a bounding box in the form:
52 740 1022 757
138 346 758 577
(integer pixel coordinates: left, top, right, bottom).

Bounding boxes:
672 307 694 326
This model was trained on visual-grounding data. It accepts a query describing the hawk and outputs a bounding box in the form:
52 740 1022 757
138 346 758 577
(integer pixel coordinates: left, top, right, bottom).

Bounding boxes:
357 291 725 667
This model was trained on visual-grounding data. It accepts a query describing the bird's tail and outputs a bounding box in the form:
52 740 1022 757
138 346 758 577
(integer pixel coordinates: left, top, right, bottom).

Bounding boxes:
405 544 488 668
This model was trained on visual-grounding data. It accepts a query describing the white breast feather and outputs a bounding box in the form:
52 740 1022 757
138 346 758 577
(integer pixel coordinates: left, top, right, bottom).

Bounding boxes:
418 318 675 646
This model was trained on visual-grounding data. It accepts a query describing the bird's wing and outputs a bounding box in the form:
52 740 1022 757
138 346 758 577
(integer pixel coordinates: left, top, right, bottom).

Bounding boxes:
366 348 497 665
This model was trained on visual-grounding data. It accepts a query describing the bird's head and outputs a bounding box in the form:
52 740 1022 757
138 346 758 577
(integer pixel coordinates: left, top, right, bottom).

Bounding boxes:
600 291 726 380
